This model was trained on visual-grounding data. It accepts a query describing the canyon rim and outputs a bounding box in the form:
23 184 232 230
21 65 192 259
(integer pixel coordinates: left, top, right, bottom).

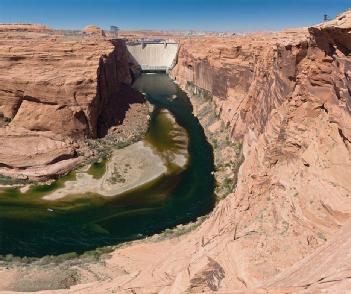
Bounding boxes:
0 2 351 294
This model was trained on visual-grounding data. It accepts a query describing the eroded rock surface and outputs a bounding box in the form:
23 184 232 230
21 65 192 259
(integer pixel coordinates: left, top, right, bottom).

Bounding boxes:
34 10 351 294
1 10 351 294
82 25 106 37
0 127 79 179
0 25 144 179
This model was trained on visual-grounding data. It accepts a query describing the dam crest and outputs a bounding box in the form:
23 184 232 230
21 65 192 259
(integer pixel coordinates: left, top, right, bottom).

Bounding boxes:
127 40 179 72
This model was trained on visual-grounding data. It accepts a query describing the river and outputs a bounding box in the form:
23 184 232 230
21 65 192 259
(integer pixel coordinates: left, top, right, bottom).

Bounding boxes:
0 73 215 257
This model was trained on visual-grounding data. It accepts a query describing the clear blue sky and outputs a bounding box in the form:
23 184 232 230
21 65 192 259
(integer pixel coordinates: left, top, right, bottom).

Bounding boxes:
0 0 350 32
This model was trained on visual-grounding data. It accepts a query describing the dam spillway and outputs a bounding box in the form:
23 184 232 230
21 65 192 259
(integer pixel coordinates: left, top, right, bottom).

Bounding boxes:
127 41 179 72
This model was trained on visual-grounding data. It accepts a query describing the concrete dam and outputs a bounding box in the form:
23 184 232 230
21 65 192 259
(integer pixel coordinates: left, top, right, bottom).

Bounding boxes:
127 41 179 72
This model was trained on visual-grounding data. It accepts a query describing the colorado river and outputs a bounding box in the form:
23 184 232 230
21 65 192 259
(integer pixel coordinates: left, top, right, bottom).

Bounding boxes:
0 73 215 257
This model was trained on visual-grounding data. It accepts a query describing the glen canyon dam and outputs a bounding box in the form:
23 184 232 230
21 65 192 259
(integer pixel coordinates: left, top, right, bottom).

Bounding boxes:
0 1 351 293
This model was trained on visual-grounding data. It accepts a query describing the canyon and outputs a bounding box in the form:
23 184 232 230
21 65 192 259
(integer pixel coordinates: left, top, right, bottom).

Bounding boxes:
0 26 147 180
0 9 351 294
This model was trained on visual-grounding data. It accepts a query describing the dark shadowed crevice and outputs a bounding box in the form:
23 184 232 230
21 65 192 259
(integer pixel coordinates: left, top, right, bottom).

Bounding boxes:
338 128 351 149
96 84 145 137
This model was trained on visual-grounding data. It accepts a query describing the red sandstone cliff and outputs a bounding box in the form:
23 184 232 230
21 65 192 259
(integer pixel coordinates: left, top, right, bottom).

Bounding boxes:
33 10 350 293
1 11 351 294
0 25 143 179
166 10 351 291
0 30 134 137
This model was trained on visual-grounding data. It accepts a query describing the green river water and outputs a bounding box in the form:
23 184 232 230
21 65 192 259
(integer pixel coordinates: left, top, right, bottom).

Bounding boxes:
0 73 215 257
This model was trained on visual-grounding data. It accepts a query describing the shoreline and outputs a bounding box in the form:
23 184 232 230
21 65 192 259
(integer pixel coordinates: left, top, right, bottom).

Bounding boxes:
43 141 169 200
0 73 216 293
42 106 190 201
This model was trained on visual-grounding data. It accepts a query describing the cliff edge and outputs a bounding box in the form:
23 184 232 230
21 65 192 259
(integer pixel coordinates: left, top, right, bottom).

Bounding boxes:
1 10 351 294
0 25 144 179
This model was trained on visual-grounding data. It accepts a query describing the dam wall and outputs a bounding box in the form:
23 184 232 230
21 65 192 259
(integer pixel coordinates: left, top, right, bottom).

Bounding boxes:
127 42 178 72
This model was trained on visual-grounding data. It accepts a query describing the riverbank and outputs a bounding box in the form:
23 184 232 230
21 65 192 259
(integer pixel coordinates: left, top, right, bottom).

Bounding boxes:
176 80 243 200
0 73 214 262
0 27 147 181
43 141 168 200
0 101 150 189
0 73 237 292
42 106 189 201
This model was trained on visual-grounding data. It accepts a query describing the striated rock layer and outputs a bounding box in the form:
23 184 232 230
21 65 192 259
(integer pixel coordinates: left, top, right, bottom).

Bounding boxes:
45 11 351 294
169 11 351 292
0 25 143 179
1 11 351 294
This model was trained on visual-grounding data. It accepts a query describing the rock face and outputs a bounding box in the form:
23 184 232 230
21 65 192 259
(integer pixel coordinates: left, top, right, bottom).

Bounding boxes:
20 10 350 294
0 29 132 137
1 11 351 294
167 10 351 291
0 23 52 33
0 128 79 179
0 25 142 179
82 25 106 37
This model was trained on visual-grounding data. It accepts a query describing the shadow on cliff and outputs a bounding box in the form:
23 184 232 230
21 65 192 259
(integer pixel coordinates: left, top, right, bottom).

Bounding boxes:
96 83 145 138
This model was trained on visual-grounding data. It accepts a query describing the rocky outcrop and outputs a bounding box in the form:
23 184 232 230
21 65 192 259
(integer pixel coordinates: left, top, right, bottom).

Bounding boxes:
0 23 52 33
1 11 351 294
0 128 79 179
24 10 350 294
82 25 106 37
0 26 143 179
165 10 351 291
171 29 310 138
0 29 134 137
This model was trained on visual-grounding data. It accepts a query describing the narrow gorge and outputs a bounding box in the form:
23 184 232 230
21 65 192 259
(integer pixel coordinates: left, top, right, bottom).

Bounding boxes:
0 9 351 294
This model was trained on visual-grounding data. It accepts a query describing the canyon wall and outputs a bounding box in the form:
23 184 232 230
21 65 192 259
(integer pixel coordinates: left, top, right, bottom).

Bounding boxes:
0 25 143 179
1 12 351 294
34 11 351 294
167 11 351 291
0 29 134 138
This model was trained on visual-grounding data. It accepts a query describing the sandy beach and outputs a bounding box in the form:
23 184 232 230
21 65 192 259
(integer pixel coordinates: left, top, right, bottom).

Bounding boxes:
43 141 168 200
43 108 190 201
